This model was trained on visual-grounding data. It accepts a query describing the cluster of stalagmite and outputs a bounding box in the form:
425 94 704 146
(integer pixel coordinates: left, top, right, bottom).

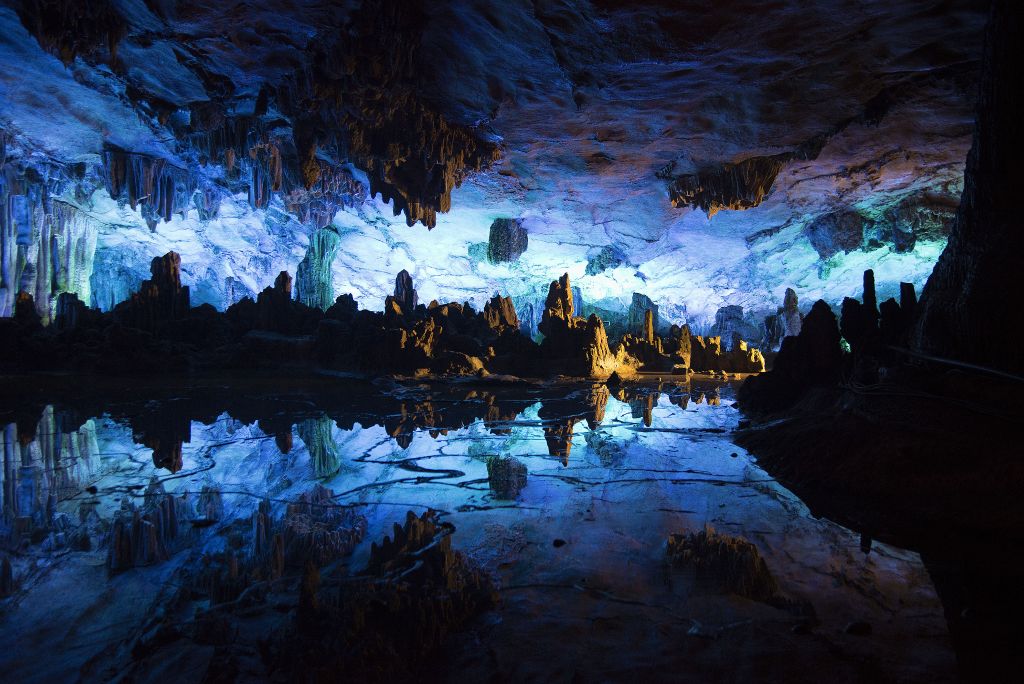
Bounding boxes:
739 269 922 413
667 525 779 602
108 501 495 681
1 252 770 380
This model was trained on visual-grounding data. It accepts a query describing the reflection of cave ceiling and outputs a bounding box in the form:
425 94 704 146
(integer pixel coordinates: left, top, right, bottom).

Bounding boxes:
0 0 985 325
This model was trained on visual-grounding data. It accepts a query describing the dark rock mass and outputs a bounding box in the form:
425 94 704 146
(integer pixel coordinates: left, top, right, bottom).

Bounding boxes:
913 0 1024 376
487 218 528 263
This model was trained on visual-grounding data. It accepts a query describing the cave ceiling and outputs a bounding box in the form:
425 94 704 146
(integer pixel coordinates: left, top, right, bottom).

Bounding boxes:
0 0 986 322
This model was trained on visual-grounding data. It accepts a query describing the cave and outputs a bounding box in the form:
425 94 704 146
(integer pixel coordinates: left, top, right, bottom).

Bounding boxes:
0 1 1020 682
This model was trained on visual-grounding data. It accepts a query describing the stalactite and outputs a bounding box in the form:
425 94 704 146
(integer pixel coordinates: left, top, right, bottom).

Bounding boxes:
15 0 127 66
275 0 499 229
101 147 196 225
668 154 790 218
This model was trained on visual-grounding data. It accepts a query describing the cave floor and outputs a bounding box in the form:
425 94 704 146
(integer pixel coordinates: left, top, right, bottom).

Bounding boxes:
0 376 955 682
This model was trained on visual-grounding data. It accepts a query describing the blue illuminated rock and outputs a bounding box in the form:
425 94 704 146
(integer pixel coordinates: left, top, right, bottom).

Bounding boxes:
295 228 342 310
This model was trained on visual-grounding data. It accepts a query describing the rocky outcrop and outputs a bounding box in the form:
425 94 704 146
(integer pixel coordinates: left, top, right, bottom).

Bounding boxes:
113 252 190 331
739 299 844 412
913 0 1024 376
539 273 618 377
487 218 528 263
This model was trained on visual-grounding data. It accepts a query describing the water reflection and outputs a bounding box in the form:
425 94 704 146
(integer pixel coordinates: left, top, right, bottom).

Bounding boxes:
0 380 956 681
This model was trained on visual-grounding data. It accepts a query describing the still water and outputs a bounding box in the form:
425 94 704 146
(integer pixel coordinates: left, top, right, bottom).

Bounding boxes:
0 378 953 682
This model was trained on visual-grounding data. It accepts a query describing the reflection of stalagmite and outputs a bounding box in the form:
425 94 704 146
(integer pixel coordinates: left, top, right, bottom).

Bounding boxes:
543 419 578 466
586 385 609 429
298 416 341 478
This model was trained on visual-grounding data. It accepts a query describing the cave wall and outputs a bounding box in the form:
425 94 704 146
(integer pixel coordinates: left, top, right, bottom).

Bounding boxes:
913 0 1024 375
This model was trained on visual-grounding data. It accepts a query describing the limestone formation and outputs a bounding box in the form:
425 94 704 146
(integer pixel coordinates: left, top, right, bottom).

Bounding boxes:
712 305 761 350
391 269 418 316
256 271 295 333
804 210 869 259
486 456 528 499
668 154 792 217
739 299 844 412
487 218 528 263
538 273 618 377
782 288 802 339
113 252 190 331
483 295 519 334
106 479 189 573
627 293 659 337
585 245 628 276
295 228 342 310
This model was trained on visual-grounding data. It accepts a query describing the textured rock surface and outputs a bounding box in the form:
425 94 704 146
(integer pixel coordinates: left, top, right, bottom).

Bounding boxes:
295 228 341 311
913 0 1024 375
0 1 984 333
487 218 528 263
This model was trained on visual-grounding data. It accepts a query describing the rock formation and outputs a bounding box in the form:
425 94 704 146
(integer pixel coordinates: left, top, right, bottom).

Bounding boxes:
0 252 771 380
539 274 618 377
781 288 802 339
627 293 659 337
668 154 792 217
913 0 1024 376
486 456 528 499
739 299 844 412
391 269 418 317
486 218 528 263
106 479 189 573
113 252 190 332
295 228 341 310
483 294 518 334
